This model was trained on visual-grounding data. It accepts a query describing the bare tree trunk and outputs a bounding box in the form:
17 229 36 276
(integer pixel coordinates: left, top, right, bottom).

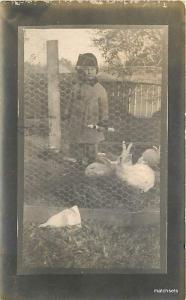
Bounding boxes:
47 40 61 152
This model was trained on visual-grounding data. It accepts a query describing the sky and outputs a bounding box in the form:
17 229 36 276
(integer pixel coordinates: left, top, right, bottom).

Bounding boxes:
24 28 105 66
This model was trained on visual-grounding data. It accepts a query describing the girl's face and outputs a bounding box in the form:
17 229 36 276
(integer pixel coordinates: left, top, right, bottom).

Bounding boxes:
82 66 97 80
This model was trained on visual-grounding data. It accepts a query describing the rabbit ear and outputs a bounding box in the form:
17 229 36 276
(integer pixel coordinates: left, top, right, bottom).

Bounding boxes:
153 145 160 153
127 143 133 154
122 141 127 151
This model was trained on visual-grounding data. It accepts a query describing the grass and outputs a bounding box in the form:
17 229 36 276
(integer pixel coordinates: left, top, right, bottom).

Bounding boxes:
22 220 160 270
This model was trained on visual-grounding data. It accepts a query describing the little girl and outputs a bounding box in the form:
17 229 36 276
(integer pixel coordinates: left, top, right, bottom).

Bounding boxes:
65 53 109 165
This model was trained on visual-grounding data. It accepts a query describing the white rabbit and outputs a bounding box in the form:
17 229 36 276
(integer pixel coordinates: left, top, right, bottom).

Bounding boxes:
115 142 155 192
85 162 112 177
85 143 155 192
85 153 114 177
137 146 160 167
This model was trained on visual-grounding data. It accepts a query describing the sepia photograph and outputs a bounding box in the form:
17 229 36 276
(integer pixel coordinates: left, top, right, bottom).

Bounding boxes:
18 26 168 273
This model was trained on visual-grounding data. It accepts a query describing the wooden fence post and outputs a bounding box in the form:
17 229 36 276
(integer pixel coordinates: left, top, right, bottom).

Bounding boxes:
47 40 61 152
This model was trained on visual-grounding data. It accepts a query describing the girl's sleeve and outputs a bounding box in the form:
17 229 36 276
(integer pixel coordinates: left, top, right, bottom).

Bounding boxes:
99 86 109 124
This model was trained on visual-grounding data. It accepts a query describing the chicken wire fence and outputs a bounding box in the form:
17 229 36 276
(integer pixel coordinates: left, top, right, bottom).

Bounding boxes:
23 70 161 210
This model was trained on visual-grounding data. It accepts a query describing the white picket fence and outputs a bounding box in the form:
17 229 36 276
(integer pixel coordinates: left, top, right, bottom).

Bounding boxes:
128 83 161 118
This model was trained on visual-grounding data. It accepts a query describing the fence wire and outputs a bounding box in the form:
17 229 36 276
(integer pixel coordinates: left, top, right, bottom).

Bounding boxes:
23 71 161 210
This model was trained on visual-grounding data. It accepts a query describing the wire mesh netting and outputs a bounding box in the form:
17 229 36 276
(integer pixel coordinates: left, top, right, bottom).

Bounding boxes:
23 70 161 211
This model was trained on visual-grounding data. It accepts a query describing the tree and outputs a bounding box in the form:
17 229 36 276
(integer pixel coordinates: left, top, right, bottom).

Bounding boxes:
59 57 74 73
92 28 163 76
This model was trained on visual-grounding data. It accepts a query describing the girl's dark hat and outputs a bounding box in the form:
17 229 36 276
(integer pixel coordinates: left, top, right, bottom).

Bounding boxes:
76 53 98 68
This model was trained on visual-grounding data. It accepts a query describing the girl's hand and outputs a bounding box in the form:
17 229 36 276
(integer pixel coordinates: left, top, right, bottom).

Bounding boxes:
87 124 104 132
87 124 98 129
87 124 114 132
